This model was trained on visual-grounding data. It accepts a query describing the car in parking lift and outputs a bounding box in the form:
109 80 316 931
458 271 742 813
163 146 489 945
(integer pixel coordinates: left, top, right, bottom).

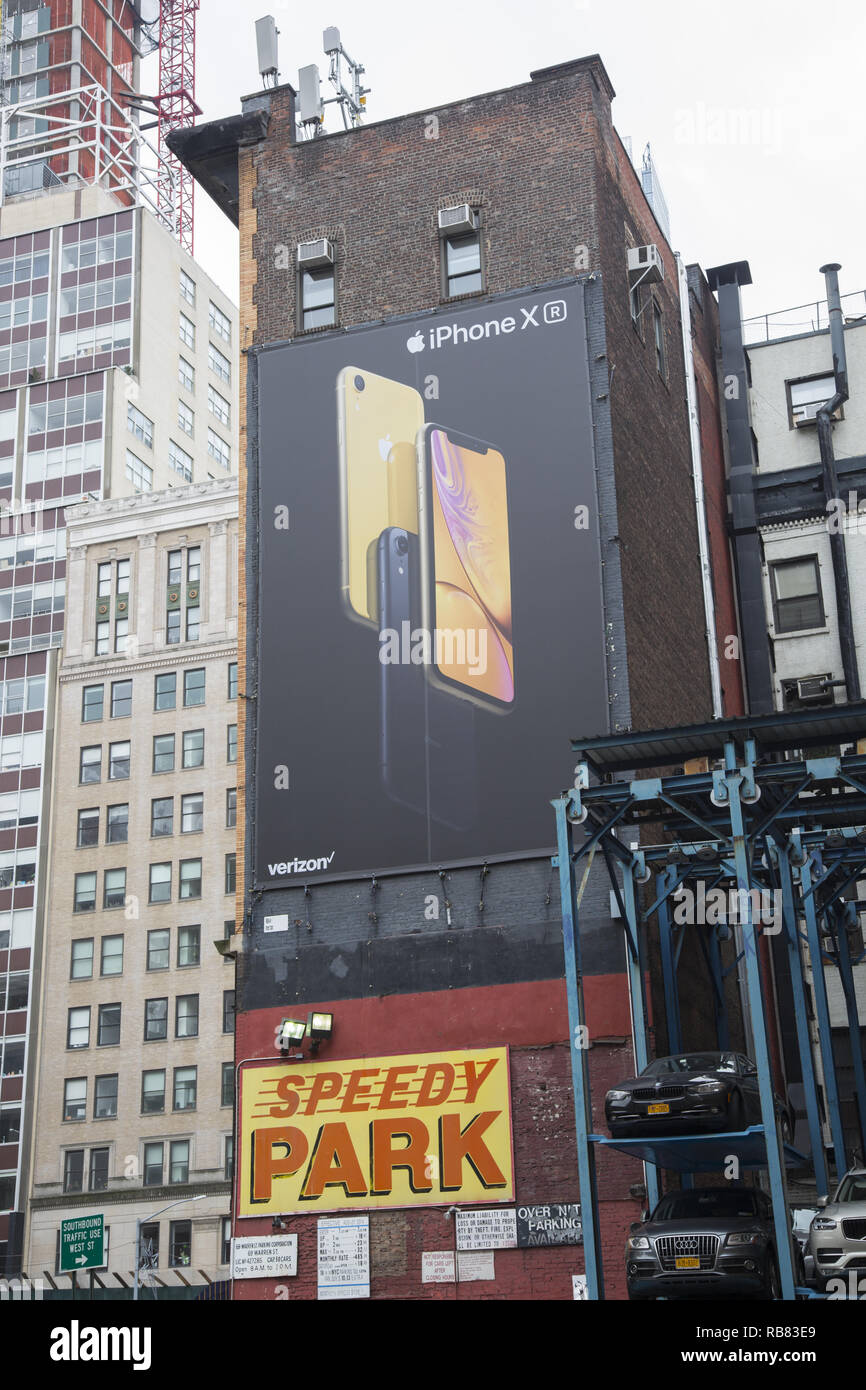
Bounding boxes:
625 1186 804 1300
604 1050 792 1140
808 1167 866 1290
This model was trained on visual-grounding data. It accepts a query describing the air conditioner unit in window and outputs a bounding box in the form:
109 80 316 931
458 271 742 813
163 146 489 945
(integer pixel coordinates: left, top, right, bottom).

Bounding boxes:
627 244 664 285
296 239 334 269
438 205 478 237
792 402 821 427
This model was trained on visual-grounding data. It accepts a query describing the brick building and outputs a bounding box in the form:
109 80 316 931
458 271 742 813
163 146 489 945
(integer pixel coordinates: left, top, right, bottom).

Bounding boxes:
172 53 746 1300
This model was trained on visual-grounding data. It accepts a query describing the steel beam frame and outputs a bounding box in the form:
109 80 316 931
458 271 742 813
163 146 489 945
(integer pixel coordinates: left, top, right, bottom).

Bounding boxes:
553 725 866 1301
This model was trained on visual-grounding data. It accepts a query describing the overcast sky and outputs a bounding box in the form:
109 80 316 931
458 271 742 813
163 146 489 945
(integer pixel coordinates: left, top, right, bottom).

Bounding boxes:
160 0 865 329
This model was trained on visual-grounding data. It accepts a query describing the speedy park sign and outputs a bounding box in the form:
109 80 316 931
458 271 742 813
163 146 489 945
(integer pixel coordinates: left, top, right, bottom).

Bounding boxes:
238 1047 513 1216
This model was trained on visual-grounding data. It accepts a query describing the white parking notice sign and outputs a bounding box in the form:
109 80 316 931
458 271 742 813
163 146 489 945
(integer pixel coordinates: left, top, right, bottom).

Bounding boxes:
317 1216 370 1300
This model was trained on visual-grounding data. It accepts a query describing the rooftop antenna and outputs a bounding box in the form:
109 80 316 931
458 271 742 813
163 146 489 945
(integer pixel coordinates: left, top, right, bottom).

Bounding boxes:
323 26 369 129
256 15 280 89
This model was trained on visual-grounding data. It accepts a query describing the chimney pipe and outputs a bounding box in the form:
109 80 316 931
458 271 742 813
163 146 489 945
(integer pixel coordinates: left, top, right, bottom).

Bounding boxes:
816 262 859 701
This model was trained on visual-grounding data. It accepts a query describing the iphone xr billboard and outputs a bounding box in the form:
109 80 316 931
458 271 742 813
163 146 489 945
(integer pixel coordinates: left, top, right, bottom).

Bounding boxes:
253 281 608 883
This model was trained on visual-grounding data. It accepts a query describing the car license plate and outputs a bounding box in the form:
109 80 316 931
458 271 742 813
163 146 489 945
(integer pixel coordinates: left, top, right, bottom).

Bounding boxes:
647 1103 670 1114
675 1257 700 1269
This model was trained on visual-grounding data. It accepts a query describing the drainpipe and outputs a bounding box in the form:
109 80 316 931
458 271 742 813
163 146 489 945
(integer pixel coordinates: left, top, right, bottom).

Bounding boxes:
677 255 723 718
817 263 859 700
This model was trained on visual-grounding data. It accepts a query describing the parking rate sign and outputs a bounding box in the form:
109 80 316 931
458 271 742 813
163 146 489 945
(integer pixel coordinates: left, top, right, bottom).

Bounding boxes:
60 1214 104 1272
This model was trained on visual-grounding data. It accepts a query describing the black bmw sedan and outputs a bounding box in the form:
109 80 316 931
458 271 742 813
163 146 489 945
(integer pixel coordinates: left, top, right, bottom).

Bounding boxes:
604 1051 791 1140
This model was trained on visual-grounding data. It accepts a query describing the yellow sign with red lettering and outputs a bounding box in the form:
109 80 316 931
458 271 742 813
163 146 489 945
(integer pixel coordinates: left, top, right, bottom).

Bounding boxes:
238 1047 514 1216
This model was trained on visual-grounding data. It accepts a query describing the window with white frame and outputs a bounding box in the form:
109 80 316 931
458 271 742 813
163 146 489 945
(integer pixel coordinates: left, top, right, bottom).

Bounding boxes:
207 385 230 426
179 313 195 350
207 429 230 470
178 357 195 392
178 400 194 437
168 439 193 482
208 343 230 384
127 403 153 448
209 301 231 342
180 270 196 306
126 450 153 492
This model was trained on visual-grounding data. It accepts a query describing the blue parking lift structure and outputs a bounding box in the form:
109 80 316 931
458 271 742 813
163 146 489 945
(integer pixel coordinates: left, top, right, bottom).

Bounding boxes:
553 702 866 1301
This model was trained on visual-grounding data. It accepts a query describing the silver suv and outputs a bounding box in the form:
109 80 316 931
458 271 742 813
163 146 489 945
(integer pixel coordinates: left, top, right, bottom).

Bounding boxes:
808 1168 866 1289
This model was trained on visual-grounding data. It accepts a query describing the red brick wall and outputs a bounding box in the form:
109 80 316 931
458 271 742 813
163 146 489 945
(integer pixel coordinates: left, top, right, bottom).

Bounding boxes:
233 982 645 1300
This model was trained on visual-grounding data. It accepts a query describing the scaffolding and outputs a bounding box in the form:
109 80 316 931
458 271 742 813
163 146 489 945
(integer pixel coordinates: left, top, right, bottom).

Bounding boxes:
157 0 199 254
552 702 866 1300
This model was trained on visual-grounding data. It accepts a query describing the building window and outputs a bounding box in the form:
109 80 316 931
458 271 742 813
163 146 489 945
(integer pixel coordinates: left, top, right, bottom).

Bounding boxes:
226 788 236 828
221 1216 231 1266
97 1003 121 1047
179 356 195 392
221 1062 234 1108
770 556 825 633
110 679 132 719
187 547 201 583
300 265 335 330
126 450 153 492
106 804 128 844
153 734 175 773
64 1149 85 1193
443 225 483 299
178 400 194 437
179 313 195 350
207 428 231 470
168 439 193 483
169 1218 191 1265
228 663 238 700
174 1066 197 1112
70 939 94 980
89 1148 109 1191
169 1140 190 1185
108 741 130 780
94 1074 118 1119
186 605 200 642
143 1141 164 1186
155 672 177 710
179 859 202 900
151 797 173 837
166 610 180 646
209 301 231 342
77 807 99 847
79 745 101 784
147 929 170 972
653 301 665 377
64 1077 87 1122
127 403 153 448
74 872 97 913
82 685 104 723
100 935 124 976
223 989 235 1034
182 730 204 769
788 374 838 427
181 793 203 833
208 342 231 383
141 1070 165 1114
140 1222 160 1271
149 863 171 903
180 270 196 306
225 853 236 895
207 385 231 426
178 924 200 967
103 868 126 909
224 1135 234 1180
67 1007 91 1049
227 724 237 763
183 669 205 706
144 998 168 1042
176 994 199 1038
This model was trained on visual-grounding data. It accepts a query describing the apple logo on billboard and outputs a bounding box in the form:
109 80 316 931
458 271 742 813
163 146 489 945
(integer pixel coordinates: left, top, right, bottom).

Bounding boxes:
379 434 393 462
406 331 425 353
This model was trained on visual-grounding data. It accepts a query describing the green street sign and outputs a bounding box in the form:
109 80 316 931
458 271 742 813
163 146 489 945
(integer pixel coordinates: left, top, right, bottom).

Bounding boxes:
60 1214 104 1272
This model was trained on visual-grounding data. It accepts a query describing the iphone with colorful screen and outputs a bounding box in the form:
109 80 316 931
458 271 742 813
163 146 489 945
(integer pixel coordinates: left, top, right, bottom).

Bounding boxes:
417 424 514 712
337 367 424 626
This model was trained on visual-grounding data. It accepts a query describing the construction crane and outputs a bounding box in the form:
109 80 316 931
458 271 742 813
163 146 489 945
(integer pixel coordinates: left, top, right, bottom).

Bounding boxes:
157 0 201 254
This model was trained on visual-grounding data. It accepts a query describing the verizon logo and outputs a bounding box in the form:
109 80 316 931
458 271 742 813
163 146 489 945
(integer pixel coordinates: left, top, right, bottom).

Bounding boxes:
267 852 335 876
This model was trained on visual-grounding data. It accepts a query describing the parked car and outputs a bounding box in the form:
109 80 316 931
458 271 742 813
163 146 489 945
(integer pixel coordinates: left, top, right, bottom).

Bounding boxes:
626 1186 800 1300
605 1051 792 1139
808 1167 866 1289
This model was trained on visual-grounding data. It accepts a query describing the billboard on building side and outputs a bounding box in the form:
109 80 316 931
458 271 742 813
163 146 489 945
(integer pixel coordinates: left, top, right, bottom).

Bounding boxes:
254 281 607 882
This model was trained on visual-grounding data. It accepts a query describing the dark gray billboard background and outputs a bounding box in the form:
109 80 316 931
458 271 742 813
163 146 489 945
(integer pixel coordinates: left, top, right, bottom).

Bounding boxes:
254 282 608 883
